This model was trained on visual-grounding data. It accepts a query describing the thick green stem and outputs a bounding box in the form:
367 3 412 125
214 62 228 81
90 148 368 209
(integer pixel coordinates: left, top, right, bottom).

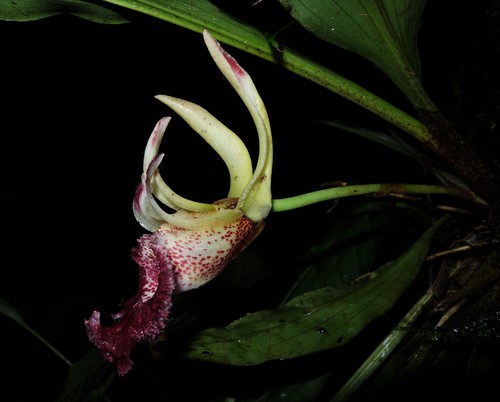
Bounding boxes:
272 183 486 212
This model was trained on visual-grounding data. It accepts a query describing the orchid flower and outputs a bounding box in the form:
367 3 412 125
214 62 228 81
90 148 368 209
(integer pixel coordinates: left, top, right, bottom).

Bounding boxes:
85 30 273 375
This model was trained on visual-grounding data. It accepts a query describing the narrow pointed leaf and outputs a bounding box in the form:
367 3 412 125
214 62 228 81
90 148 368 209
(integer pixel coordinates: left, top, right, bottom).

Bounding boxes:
183 216 448 365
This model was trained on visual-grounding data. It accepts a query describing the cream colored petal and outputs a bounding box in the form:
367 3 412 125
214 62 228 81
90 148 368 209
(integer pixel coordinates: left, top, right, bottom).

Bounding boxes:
144 154 243 231
143 117 216 213
203 30 273 222
143 116 171 172
132 177 165 232
155 95 253 198
151 174 216 214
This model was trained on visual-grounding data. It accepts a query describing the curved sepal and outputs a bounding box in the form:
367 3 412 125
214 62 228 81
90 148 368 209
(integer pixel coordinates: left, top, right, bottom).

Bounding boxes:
203 30 273 222
155 95 253 198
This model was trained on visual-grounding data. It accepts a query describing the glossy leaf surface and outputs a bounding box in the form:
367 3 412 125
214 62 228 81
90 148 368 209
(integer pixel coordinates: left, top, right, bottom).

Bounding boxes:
278 0 430 109
184 217 446 365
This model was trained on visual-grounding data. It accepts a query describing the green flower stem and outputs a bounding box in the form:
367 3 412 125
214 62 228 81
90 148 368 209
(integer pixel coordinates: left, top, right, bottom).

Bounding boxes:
330 289 433 402
104 0 435 149
272 183 486 212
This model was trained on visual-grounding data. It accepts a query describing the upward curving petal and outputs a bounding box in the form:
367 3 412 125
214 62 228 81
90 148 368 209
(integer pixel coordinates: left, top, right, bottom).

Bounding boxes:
203 30 273 223
143 116 171 172
143 117 216 214
133 177 165 232
138 154 243 231
154 95 253 199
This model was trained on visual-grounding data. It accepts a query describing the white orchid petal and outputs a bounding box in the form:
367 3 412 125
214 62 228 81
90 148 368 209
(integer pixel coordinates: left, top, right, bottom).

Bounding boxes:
152 174 216 213
133 177 165 232
145 154 243 231
143 116 171 172
154 95 253 198
143 154 182 223
142 117 181 211
144 117 217 213
203 30 273 222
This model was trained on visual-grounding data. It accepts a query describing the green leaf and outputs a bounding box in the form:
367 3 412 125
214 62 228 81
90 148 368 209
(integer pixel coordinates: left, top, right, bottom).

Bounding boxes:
278 0 435 111
105 0 268 51
316 119 415 158
283 202 395 302
183 216 448 365
0 0 130 24
56 348 115 402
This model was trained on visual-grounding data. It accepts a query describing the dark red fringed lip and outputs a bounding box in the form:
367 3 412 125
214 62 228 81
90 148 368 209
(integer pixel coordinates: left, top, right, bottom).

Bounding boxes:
85 233 175 375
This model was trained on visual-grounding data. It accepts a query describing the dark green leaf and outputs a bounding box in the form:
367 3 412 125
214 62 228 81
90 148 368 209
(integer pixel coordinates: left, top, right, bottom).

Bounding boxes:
183 216 447 365
104 0 269 52
56 348 115 402
283 202 394 301
0 0 130 23
278 0 431 110
317 119 414 158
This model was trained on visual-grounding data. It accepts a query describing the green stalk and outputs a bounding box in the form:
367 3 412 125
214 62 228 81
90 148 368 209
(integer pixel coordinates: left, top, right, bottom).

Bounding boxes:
272 183 486 212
